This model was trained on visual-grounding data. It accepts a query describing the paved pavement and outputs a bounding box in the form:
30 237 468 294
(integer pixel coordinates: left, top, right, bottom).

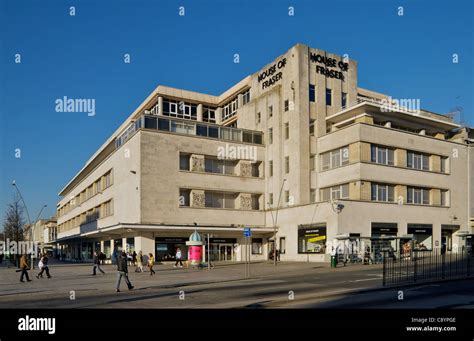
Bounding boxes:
2 260 473 309
0 260 385 308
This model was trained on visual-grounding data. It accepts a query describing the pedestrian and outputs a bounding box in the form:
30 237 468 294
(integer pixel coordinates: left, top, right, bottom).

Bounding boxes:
135 251 143 273
148 253 155 276
111 248 118 267
116 251 133 292
132 251 137 266
19 254 32 282
36 254 51 279
92 251 105 275
174 248 183 268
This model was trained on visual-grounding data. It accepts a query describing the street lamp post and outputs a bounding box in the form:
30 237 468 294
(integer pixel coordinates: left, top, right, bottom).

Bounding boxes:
270 179 286 266
12 181 47 269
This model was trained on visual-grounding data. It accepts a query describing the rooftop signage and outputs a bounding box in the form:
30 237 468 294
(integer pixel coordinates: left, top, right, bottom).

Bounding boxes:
310 53 349 81
257 58 287 90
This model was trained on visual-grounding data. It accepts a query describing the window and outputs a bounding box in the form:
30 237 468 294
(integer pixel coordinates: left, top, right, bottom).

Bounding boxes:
269 193 273 206
371 145 394 165
407 151 429 171
256 112 261 124
158 118 170 131
145 115 158 129
242 90 250 105
407 187 430 205
279 237 286 254
285 190 290 204
204 158 236 175
285 156 290 173
309 84 316 102
179 189 190 207
171 121 194 135
251 194 260 210
441 157 448 173
252 238 263 254
203 107 216 123
268 105 273 117
326 89 332 106
341 92 347 107
321 184 349 201
310 155 316 171
298 224 326 254
441 190 449 206
284 100 289 112
222 97 239 121
269 160 273 177
310 189 316 203
321 147 349 170
179 154 190 171
205 192 236 209
371 183 395 202
268 128 273 144
284 122 289 139
251 162 260 177
309 119 315 136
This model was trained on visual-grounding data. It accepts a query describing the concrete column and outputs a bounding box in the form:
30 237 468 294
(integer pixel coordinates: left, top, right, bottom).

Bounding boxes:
190 190 205 208
360 142 371 162
158 96 163 116
430 155 441 172
100 240 104 253
235 193 252 210
355 115 374 125
135 233 155 258
349 142 361 163
215 108 222 124
430 189 441 206
349 181 361 200
237 94 243 108
190 154 205 172
395 185 407 204
360 181 371 201
435 132 445 140
123 237 127 251
395 149 407 167
236 160 252 177
197 104 203 122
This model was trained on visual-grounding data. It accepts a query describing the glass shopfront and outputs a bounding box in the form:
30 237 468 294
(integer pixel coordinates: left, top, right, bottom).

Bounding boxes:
155 237 188 261
298 224 327 254
371 223 398 262
407 224 433 250
207 238 237 262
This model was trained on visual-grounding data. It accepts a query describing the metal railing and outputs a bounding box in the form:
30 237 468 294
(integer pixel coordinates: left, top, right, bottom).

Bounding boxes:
382 247 474 286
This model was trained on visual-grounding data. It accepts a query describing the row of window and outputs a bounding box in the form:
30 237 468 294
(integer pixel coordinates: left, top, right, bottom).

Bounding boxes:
318 182 449 206
179 154 261 177
309 84 347 107
58 200 113 233
222 90 250 122
142 115 263 145
268 122 290 144
57 170 113 218
179 190 260 210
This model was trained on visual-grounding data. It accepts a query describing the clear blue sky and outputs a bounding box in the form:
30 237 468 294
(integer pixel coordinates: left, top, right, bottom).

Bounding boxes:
0 0 472 222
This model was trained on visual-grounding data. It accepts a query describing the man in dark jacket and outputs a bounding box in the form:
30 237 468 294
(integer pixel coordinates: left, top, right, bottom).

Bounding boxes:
115 251 133 292
92 251 105 275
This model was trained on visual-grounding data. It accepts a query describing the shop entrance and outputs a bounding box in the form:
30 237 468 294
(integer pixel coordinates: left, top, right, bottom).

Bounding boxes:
208 238 236 262
218 244 233 261
441 224 460 252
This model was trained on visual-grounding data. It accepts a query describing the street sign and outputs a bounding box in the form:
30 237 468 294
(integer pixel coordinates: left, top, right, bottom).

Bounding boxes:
244 228 252 237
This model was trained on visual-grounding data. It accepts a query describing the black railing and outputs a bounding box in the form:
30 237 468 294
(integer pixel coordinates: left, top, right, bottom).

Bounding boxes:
382 247 474 286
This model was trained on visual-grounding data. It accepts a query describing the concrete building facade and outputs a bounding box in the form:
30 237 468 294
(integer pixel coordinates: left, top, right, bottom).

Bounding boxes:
56 44 473 263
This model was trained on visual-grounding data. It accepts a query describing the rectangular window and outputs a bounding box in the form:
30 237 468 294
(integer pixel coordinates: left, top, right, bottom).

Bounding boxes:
269 160 273 177
205 192 236 209
203 107 216 123
242 90 250 105
407 151 429 170
285 156 290 173
441 157 448 173
321 184 349 200
284 122 289 139
285 190 290 204
298 224 326 254
310 189 316 203
326 89 332 106
309 84 316 102
407 187 430 205
157 118 170 131
269 193 273 206
279 237 286 254
309 119 315 136
371 183 395 202
256 112 261 124
252 238 263 254
179 189 190 206
268 105 273 117
341 92 347 107
441 190 449 206
179 154 190 171
251 194 260 210
310 155 316 171
268 128 273 144
284 100 289 112
371 145 394 165
322 152 330 171
145 116 158 129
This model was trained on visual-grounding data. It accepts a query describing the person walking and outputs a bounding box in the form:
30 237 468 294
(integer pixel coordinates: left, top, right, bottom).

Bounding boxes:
174 248 183 268
36 254 51 279
116 251 133 292
132 251 137 266
19 254 32 282
111 247 118 267
148 253 155 276
92 251 105 275
135 251 143 273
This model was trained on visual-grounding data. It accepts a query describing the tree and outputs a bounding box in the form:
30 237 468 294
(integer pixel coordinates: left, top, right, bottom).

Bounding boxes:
2 196 26 263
